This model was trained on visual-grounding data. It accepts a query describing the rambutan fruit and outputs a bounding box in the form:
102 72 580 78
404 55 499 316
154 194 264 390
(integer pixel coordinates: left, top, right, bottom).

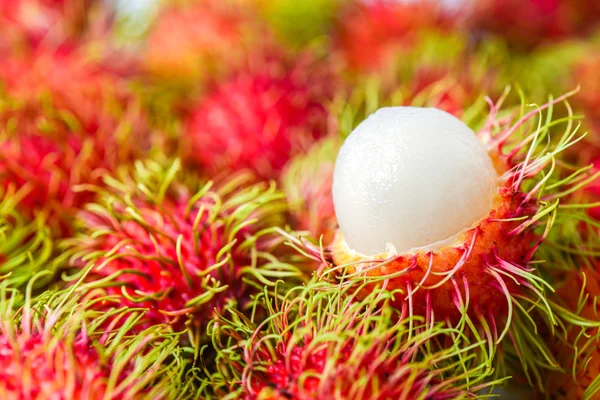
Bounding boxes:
0 186 54 290
0 48 150 232
184 52 335 180
64 159 300 334
335 0 457 73
206 281 495 399
0 0 98 54
0 278 192 399
544 268 600 399
314 89 594 386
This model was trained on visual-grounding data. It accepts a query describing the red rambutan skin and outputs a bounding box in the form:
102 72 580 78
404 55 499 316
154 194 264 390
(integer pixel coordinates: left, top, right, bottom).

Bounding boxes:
185 55 333 179
0 333 113 400
331 187 535 323
335 0 455 72
0 49 149 231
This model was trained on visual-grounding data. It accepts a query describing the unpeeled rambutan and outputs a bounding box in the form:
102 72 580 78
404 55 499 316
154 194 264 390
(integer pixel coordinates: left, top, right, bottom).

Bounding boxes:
184 52 334 180
468 0 600 49
64 159 299 334
0 47 149 232
206 281 494 399
544 268 600 399
0 278 191 399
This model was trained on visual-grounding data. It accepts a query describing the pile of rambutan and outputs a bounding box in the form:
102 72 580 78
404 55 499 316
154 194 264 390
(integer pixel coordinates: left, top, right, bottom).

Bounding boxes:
4 0 600 399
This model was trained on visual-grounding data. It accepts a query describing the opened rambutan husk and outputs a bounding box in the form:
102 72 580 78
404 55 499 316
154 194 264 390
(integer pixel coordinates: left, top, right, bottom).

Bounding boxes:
63 159 302 336
280 88 600 389
205 280 496 399
0 274 193 399
0 47 150 233
183 49 336 180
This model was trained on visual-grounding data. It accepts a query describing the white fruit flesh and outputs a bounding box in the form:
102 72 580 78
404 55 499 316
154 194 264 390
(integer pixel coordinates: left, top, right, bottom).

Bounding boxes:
332 107 498 256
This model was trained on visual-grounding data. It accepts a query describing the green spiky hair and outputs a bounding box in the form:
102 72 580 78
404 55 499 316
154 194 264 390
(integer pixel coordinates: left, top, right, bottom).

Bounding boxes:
0 272 194 399
204 279 501 399
282 87 600 393
62 159 305 338
0 185 54 290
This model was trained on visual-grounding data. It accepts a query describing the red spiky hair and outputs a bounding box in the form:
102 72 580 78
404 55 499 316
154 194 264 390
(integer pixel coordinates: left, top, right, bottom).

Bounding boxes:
184 50 335 180
0 47 149 232
206 282 492 399
0 280 191 399
335 0 456 73
65 160 296 334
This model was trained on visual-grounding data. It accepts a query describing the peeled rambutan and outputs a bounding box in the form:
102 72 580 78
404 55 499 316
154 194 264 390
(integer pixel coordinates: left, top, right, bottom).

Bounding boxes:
315 90 592 386
206 281 493 399
65 159 298 333
184 52 334 180
0 280 191 399
335 0 456 73
0 48 149 232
